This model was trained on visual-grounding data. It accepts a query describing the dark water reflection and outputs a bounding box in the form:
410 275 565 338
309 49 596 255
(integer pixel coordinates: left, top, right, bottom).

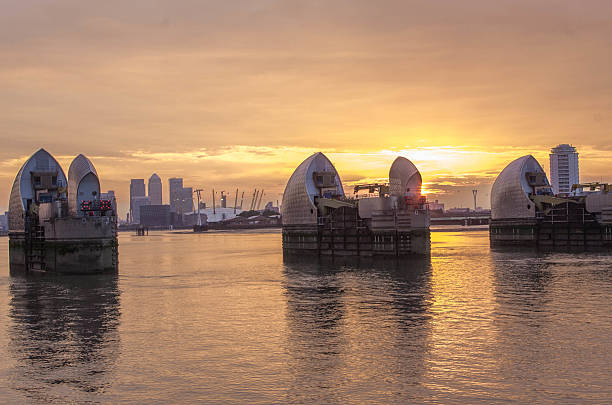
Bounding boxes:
283 257 433 403
490 249 612 402
0 231 611 404
6 274 120 403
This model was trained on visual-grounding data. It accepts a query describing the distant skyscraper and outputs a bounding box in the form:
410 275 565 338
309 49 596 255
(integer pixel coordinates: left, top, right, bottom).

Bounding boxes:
550 144 579 196
169 178 183 213
131 196 151 224
130 179 145 217
148 173 162 205
181 187 194 213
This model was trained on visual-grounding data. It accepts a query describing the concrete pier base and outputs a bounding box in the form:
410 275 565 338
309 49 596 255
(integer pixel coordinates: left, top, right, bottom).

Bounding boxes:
282 227 430 257
490 219 612 252
10 236 118 275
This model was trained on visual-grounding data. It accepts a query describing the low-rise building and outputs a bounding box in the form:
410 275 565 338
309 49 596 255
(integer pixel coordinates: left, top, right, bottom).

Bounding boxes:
0 211 8 232
140 204 172 227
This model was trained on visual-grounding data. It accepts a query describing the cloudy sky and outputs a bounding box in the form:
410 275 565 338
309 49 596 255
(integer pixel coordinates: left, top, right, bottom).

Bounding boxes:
1 0 611 216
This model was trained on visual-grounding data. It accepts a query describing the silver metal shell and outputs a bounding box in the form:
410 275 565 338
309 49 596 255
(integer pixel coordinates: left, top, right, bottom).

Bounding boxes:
389 156 422 197
491 155 548 220
8 149 67 232
281 152 344 225
68 154 100 215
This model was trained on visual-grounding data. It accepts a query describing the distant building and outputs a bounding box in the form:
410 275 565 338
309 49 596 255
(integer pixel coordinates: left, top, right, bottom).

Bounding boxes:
427 200 445 212
140 204 171 227
0 211 8 231
264 201 280 213
130 179 145 219
131 196 151 224
100 190 117 213
169 178 183 213
183 212 208 227
200 207 242 222
148 173 162 205
550 144 579 196
181 187 194 213
446 207 471 215
224 214 281 227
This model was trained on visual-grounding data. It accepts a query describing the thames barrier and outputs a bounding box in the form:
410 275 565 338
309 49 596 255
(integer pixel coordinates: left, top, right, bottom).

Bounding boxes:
8 149 118 274
281 152 430 256
489 155 612 250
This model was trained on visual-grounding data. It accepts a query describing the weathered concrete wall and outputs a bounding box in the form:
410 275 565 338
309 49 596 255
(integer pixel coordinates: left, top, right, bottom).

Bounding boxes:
44 239 117 274
9 237 117 274
9 216 118 274
282 228 431 256
8 236 27 273
490 220 612 251
43 216 116 240
410 229 431 254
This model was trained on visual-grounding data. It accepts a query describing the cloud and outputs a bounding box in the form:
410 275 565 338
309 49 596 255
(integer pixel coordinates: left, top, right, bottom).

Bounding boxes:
1 1 612 213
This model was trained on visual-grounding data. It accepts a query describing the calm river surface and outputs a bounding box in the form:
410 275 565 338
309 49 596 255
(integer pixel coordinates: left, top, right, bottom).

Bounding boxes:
0 230 611 404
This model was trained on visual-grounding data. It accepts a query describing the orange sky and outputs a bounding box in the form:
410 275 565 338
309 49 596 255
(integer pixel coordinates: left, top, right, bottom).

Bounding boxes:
1 1 611 216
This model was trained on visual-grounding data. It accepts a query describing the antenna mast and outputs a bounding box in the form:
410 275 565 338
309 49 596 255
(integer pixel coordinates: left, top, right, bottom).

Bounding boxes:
233 188 238 214
194 188 203 226
257 189 265 210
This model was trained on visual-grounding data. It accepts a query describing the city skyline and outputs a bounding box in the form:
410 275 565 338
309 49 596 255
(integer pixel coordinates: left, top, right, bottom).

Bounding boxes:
0 143 609 217
1 1 612 216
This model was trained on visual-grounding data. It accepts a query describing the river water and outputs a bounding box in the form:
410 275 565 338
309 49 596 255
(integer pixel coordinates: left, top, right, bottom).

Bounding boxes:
0 230 610 404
